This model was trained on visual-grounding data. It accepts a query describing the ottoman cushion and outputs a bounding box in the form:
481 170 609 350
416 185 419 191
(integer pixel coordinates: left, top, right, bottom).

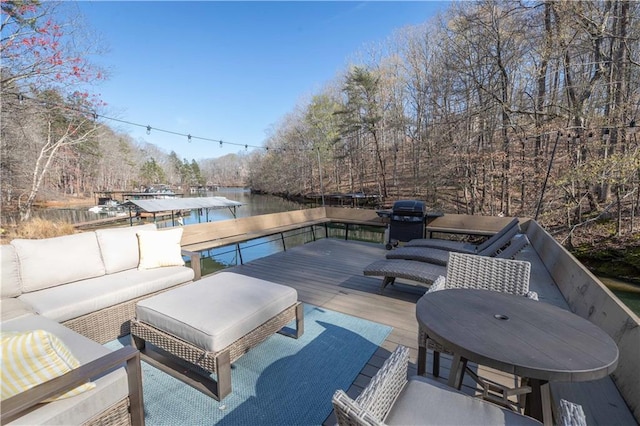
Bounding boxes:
135 272 298 353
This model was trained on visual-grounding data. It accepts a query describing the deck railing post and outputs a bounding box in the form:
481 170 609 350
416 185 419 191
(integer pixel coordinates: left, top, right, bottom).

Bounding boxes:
236 243 243 265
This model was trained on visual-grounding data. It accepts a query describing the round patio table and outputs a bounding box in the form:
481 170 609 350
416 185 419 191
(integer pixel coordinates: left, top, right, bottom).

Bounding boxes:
416 288 619 425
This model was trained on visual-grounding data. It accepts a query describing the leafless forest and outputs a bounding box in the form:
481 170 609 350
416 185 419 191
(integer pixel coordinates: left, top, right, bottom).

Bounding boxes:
2 1 639 244
247 1 640 243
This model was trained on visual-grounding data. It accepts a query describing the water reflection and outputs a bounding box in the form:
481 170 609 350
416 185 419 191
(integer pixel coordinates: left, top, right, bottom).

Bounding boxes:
599 276 640 316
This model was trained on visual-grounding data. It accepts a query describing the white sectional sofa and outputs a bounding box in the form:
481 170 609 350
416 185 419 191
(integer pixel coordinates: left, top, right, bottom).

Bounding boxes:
1 223 200 343
0 223 201 425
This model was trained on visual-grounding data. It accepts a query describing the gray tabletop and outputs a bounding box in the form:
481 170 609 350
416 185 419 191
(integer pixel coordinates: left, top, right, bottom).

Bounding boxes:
416 289 619 382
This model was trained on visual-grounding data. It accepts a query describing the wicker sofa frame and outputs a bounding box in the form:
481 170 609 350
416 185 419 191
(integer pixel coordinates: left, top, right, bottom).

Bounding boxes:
130 302 303 401
0 346 144 426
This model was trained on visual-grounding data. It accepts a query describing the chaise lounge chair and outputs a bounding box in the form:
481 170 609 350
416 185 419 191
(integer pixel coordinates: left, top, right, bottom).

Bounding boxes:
363 235 530 293
403 217 520 253
387 221 522 266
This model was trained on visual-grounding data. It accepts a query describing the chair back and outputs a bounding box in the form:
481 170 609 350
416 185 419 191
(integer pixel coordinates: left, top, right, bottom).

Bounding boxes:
445 252 531 296
475 217 520 253
333 346 410 426
477 219 521 255
495 234 530 259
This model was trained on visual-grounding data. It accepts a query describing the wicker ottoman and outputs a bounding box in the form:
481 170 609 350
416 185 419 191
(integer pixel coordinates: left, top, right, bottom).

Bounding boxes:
130 271 303 401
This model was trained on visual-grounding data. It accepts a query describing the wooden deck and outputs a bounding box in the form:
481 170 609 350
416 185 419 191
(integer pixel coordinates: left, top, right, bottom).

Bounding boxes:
220 237 636 426
222 238 522 425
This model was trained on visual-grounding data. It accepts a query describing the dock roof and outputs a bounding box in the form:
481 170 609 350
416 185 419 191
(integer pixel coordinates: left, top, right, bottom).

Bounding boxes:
122 196 242 213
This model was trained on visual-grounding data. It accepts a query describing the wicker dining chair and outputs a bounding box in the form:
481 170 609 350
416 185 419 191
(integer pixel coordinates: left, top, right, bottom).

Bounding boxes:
417 251 536 410
332 345 585 426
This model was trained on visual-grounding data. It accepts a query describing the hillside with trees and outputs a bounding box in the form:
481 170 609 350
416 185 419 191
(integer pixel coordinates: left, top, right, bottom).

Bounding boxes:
2 1 639 261
247 1 640 249
0 1 249 224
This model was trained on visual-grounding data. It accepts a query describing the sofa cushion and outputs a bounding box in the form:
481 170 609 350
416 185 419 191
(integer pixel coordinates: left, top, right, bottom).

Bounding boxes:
95 223 157 274
135 272 298 352
1 315 128 425
137 227 184 270
1 329 96 401
18 266 194 323
1 244 21 298
0 298 35 322
11 233 106 292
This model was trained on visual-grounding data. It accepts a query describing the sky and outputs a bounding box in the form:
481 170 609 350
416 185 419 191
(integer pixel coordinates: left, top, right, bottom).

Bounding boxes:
68 1 450 161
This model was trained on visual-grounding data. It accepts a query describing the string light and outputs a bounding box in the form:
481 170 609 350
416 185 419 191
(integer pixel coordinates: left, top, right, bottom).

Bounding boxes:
10 92 636 157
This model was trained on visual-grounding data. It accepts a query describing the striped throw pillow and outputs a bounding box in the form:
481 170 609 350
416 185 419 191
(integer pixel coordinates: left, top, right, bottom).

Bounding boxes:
1 330 96 401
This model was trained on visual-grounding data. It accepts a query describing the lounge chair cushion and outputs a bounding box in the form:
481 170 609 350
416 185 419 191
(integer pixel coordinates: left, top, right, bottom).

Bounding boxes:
1 315 128 425
95 223 156 274
18 265 194 323
386 246 450 265
135 272 298 352
406 217 520 253
363 259 445 285
11 233 105 292
384 376 541 425
136 228 185 270
1 329 96 401
1 245 21 298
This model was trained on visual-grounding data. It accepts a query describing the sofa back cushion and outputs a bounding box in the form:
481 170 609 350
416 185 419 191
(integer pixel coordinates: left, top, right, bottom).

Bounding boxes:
95 224 157 274
1 244 21 298
11 233 106 292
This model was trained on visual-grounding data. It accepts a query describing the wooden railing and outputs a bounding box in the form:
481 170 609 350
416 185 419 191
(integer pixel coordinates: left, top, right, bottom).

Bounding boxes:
522 219 640 423
180 207 331 253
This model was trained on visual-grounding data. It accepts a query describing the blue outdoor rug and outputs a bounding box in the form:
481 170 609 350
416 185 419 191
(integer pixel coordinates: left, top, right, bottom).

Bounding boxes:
105 304 392 425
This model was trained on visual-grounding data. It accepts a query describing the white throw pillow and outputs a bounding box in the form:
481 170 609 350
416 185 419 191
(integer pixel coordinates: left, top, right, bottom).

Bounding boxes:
1 330 96 401
137 228 185 270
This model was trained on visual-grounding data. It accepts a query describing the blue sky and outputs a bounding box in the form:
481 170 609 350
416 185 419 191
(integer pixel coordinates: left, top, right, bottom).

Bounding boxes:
70 1 449 161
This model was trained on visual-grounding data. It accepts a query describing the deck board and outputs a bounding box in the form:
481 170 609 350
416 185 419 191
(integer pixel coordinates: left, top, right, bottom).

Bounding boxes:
224 238 515 424
221 237 634 425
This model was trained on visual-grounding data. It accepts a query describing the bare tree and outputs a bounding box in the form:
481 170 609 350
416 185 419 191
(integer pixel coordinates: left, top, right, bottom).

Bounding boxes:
1 0 105 220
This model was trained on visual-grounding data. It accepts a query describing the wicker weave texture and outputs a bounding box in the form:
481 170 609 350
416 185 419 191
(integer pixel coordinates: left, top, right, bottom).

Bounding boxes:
421 254 532 358
332 346 409 426
443 252 531 295
130 303 300 374
84 398 131 426
559 399 587 426
62 281 191 344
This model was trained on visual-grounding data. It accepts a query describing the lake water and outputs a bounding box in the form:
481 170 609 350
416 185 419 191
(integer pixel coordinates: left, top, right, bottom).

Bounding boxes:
29 188 640 315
